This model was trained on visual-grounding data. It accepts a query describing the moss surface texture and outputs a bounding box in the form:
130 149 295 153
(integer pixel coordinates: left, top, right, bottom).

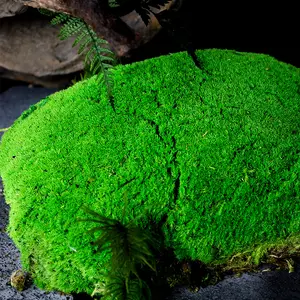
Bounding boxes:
0 49 299 294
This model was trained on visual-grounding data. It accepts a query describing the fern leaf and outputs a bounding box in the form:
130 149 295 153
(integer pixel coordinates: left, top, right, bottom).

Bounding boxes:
38 8 56 17
94 46 114 55
59 18 85 40
100 275 145 300
134 254 156 271
77 37 92 54
77 217 117 226
51 13 69 25
48 11 116 105
84 47 96 64
80 205 103 218
80 205 115 222
100 56 116 62
84 24 116 98
72 31 88 48
86 226 110 235
102 62 115 68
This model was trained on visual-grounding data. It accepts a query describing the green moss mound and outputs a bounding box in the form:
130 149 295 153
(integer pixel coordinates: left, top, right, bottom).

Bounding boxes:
0 49 300 294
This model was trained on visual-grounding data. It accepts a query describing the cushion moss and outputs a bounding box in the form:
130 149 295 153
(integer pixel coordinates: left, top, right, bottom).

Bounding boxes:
0 49 299 294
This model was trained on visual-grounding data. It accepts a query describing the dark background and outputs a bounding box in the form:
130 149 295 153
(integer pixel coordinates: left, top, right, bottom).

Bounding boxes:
1 1 299 92
122 0 300 68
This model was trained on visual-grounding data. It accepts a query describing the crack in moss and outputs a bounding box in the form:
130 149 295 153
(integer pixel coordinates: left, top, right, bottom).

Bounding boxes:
153 93 162 108
170 135 181 205
146 119 163 142
173 173 181 203
119 177 137 189
138 109 181 207
188 48 203 70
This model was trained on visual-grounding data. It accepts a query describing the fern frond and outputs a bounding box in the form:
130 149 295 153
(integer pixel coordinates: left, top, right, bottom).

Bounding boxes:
75 34 92 53
38 8 56 17
79 201 159 299
58 17 85 40
50 13 70 25
43 11 117 108
83 24 116 98
79 206 157 274
95 274 149 300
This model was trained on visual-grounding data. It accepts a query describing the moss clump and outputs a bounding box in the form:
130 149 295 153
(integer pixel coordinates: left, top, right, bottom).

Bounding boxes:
0 49 299 294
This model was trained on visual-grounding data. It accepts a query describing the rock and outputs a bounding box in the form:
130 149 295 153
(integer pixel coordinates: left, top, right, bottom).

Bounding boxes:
0 1 180 87
119 0 179 49
10 270 26 291
0 13 84 88
4 0 178 58
0 0 27 18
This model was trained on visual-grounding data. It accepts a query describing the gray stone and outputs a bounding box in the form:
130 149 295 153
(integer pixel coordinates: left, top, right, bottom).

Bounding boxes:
0 86 57 138
0 15 84 87
0 0 27 19
0 0 179 87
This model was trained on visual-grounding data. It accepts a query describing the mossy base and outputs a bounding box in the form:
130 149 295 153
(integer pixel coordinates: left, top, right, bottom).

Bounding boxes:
0 49 299 295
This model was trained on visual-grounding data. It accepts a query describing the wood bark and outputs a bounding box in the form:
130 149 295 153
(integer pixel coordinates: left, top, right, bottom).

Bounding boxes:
10 0 175 58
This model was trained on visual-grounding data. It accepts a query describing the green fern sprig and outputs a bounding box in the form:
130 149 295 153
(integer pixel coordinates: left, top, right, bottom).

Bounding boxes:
79 24 116 99
38 8 56 17
92 273 151 300
77 192 160 299
56 16 88 41
50 13 70 25
39 10 117 108
78 205 157 275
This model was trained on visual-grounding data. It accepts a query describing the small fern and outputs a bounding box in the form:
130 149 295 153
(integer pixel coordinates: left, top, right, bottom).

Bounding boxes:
39 9 117 109
38 8 56 17
78 205 157 275
50 12 70 25
91 272 151 300
77 193 160 299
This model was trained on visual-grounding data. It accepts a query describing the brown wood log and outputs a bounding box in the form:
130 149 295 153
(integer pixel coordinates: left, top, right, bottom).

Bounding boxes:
11 0 176 58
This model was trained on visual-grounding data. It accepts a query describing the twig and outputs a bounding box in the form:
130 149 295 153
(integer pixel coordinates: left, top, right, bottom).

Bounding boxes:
0 127 9 132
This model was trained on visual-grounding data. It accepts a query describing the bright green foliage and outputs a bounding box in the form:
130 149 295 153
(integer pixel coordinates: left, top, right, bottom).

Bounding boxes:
38 8 57 17
0 49 300 294
77 202 156 299
40 9 116 100
92 273 151 300
50 12 70 25
78 205 157 274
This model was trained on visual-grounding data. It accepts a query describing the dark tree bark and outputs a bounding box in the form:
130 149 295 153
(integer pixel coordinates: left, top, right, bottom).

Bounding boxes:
11 0 175 58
